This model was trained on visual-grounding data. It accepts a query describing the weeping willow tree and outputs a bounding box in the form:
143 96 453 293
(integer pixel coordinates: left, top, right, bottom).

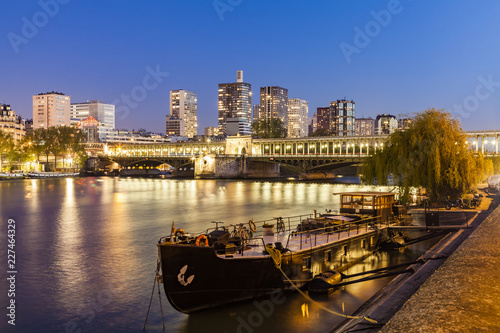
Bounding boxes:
363 108 485 203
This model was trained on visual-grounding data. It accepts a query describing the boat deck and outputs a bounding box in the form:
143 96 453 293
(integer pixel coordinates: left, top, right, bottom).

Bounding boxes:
214 216 392 259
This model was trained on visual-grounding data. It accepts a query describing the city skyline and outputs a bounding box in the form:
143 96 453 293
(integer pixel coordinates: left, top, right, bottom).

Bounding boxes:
2 1 500 134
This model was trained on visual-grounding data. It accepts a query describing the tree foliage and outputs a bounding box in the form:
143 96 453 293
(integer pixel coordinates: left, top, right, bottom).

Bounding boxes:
0 126 87 171
252 118 287 138
309 128 331 137
362 108 485 203
0 131 16 171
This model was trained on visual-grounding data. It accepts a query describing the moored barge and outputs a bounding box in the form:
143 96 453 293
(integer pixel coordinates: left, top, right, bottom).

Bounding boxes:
157 192 399 313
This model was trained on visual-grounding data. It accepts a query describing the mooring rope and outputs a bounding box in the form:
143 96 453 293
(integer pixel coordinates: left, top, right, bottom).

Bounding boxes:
143 250 165 331
266 246 379 325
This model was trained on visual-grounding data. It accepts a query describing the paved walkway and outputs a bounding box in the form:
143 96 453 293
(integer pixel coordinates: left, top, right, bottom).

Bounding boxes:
382 195 500 332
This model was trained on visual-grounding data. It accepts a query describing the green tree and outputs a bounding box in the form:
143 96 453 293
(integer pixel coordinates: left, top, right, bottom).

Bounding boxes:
17 135 37 169
31 126 87 171
68 128 87 167
252 118 287 138
57 126 75 168
309 128 331 137
0 131 16 171
362 108 484 203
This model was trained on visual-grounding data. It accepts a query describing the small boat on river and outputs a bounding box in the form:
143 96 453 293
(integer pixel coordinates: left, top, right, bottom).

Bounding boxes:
157 192 399 313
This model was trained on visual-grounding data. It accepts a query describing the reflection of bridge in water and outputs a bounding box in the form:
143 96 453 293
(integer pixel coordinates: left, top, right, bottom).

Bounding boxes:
86 130 500 178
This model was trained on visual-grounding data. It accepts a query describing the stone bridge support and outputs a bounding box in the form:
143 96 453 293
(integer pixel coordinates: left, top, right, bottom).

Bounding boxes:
194 155 279 179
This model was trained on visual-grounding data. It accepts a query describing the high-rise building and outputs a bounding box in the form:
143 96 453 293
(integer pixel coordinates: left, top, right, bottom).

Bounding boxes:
308 113 317 136
375 114 398 135
355 117 374 136
33 91 70 129
218 71 252 136
252 105 260 123
330 99 355 136
316 107 330 133
287 98 308 138
70 100 115 140
169 90 197 138
204 126 219 137
0 104 25 141
258 86 288 128
226 117 252 137
165 115 185 137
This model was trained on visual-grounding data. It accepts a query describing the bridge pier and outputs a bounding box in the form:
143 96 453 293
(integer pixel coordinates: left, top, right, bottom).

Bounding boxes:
194 155 280 179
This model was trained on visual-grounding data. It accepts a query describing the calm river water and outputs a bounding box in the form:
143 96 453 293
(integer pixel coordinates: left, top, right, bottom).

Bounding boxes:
0 177 435 333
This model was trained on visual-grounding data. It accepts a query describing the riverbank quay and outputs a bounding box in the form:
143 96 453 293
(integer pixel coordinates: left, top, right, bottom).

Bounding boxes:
332 191 500 333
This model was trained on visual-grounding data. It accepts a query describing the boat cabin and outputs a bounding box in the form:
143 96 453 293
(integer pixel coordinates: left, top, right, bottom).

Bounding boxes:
336 192 396 221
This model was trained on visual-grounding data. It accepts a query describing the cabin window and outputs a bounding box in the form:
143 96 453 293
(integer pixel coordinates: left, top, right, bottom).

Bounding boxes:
324 250 332 262
370 236 375 247
302 257 311 270
342 245 348 256
361 239 366 249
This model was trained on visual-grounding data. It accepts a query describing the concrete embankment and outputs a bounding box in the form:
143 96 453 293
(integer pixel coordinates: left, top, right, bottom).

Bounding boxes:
381 198 500 332
332 191 500 333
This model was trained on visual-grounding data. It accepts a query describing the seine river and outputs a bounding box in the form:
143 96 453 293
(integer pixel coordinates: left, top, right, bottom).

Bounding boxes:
0 177 435 333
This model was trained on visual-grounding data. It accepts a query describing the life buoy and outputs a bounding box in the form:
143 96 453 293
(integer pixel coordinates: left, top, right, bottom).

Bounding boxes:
195 235 209 247
249 220 257 232
175 228 186 238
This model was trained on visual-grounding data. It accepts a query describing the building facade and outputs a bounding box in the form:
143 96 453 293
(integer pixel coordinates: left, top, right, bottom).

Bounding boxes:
204 126 220 137
169 90 197 138
330 99 355 136
375 114 398 135
355 117 374 136
218 70 252 136
258 86 288 128
226 117 252 136
252 105 260 123
308 113 317 136
0 104 25 140
25 119 33 137
165 115 185 137
316 107 330 133
78 116 100 143
33 91 70 129
398 118 412 131
70 100 115 140
287 98 308 138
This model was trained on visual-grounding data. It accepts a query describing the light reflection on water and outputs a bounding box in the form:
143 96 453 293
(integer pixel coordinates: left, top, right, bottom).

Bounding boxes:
0 178 435 333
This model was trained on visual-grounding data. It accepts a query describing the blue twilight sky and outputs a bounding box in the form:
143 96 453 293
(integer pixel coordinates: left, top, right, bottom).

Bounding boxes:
1 0 500 134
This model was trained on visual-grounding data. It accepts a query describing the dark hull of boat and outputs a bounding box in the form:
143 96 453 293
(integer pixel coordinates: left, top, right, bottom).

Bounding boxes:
158 228 387 313
158 244 286 313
